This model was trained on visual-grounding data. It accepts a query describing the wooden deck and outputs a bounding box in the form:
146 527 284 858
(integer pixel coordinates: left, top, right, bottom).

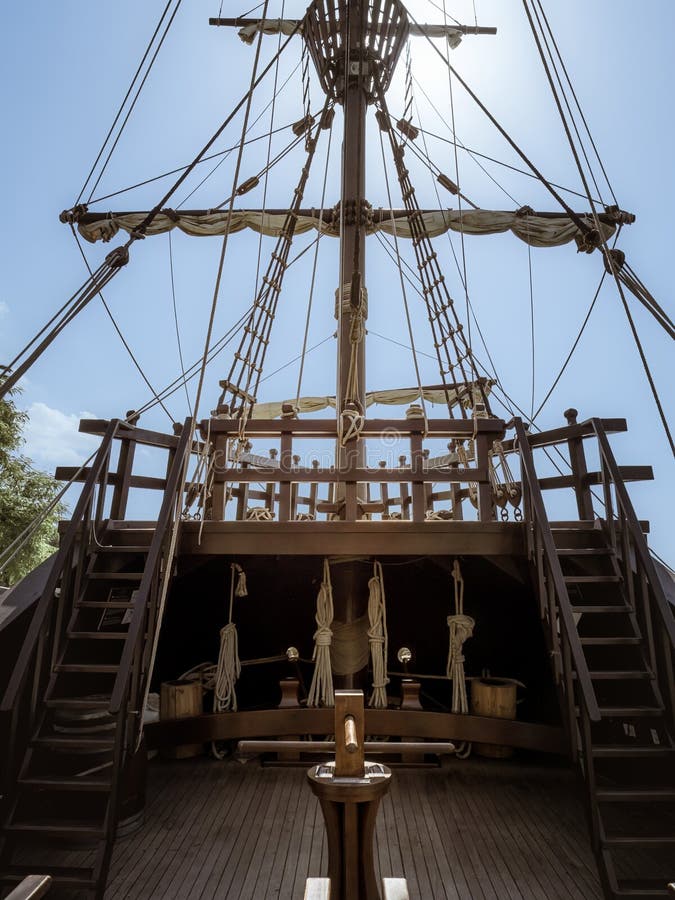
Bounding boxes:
101 755 601 900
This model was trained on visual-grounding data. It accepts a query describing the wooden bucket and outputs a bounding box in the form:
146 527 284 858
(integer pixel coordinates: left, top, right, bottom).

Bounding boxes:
470 677 517 758
160 679 203 759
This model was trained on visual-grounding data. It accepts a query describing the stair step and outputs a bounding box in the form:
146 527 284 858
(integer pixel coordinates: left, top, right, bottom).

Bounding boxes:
564 574 622 583
90 545 149 554
597 787 675 802
557 548 612 556
54 663 119 673
31 735 115 751
592 745 674 758
67 631 128 640
615 879 673 898
586 671 652 680
45 696 111 710
613 889 670 898
19 774 112 792
574 605 632 614
0 865 95 889
77 600 134 609
580 637 641 645
4 822 105 838
595 706 664 718
603 835 675 847
87 572 143 581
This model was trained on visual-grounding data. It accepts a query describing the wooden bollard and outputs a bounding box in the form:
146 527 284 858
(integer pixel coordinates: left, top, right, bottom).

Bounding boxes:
306 691 391 900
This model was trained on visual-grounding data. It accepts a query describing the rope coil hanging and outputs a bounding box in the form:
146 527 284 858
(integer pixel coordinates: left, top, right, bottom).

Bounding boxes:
307 558 335 707
367 560 389 708
446 559 474 758
213 563 248 715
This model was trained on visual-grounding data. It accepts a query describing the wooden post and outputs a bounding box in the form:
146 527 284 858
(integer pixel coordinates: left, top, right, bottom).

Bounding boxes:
306 690 392 900
409 431 425 522
334 690 365 778
564 408 594 520
475 433 493 522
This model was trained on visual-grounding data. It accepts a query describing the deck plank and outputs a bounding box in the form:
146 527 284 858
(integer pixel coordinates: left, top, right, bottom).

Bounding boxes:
99 755 602 900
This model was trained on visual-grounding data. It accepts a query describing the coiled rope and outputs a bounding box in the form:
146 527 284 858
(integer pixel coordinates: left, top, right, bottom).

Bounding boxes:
367 560 389 708
446 558 474 758
307 558 335 707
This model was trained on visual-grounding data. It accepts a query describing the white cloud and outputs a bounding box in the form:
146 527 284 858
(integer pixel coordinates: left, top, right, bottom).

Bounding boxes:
0 300 8 319
23 402 100 470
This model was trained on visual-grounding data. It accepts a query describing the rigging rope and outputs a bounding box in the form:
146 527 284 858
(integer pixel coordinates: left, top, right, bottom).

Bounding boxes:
168 231 191 411
406 6 595 238
77 0 183 204
0 243 131 401
446 559 474 758
213 563 248 715
218 97 332 422
378 128 429 428
307 558 335 708
191 3 272 428
374 72 486 418
71 227 175 424
367 560 389 709
296 122 335 406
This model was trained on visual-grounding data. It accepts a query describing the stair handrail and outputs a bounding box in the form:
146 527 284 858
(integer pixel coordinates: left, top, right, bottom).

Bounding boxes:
592 418 675 650
109 419 192 718
1 419 120 713
514 418 601 723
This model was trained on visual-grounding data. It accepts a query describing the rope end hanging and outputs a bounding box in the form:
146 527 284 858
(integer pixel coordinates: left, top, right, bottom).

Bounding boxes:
232 562 248 597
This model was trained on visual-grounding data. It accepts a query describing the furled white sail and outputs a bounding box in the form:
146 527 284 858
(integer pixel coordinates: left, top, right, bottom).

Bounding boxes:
77 209 614 250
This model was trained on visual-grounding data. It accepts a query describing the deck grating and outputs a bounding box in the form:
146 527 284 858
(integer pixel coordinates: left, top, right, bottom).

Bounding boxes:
67 754 602 899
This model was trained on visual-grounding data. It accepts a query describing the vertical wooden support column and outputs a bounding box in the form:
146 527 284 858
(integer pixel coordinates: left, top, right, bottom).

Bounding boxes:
110 436 136 521
278 430 293 522
564 408 594 520
212 434 229 521
409 431 425 522
475 432 493 522
306 691 391 900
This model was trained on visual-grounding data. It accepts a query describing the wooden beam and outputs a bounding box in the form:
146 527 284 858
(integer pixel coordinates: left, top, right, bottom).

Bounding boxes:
176 520 525 556
204 417 505 438
214 466 488 484
501 418 627 452
145 708 566 755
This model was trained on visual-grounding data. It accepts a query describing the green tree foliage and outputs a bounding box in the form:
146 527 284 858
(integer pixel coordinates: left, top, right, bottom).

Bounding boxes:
0 384 64 585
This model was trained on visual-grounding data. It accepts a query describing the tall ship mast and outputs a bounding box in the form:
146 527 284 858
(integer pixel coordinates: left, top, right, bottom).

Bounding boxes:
0 2 673 898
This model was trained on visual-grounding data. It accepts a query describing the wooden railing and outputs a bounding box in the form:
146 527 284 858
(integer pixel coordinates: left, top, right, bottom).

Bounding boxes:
1 420 120 795
514 417 601 760
4 875 52 900
592 418 675 731
206 415 505 522
110 420 192 728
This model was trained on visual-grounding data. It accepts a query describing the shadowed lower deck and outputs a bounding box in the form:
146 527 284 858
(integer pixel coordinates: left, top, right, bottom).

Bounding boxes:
96 755 602 900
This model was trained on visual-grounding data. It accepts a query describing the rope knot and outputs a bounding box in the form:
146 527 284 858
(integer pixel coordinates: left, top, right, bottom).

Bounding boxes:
314 626 333 648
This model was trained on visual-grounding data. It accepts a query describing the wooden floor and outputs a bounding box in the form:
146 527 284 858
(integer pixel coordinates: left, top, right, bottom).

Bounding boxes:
100 753 602 900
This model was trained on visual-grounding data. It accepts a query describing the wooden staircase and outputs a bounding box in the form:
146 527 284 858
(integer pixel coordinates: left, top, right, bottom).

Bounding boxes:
516 418 675 900
0 419 192 899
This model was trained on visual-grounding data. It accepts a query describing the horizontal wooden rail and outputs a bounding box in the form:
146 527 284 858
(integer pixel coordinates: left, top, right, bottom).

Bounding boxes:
145 708 565 754
501 417 627 452
215 466 487 484
237 740 456 754
203 416 505 438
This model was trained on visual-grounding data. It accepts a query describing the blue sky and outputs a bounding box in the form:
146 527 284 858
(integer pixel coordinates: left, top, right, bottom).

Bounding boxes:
0 1 672 559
